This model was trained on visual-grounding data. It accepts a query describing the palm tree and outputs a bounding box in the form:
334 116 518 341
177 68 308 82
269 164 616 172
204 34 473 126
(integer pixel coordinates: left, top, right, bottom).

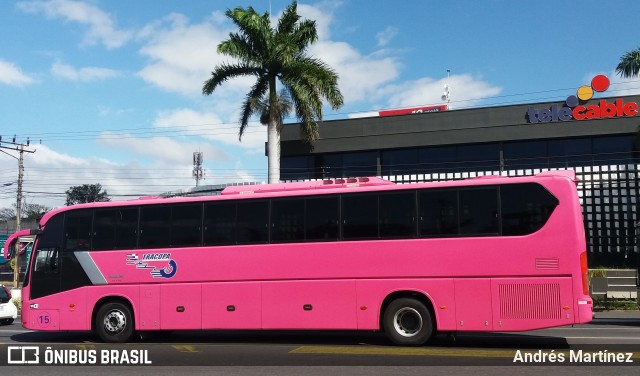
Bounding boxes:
202 1 343 183
616 48 640 77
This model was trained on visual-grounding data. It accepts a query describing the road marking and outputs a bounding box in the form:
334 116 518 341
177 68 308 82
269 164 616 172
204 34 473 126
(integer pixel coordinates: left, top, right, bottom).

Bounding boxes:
172 345 199 353
289 346 517 358
0 329 31 333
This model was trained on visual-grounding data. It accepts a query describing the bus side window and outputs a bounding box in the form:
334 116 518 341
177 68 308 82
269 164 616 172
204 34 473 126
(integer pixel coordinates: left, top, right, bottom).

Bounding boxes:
379 191 416 239
204 202 236 246
419 189 458 237
94 209 116 250
342 194 378 240
64 211 93 252
459 188 499 236
140 206 171 249
501 183 559 236
271 198 305 243
34 248 59 273
236 201 269 244
306 196 339 241
171 204 203 247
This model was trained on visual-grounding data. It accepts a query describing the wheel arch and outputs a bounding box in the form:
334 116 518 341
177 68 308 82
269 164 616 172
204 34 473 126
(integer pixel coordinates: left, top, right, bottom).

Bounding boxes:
91 295 136 331
379 290 437 332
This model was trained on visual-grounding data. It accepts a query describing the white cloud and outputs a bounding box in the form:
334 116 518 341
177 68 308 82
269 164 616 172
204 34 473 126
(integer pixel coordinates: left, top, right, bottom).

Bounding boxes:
0 59 36 86
17 0 132 49
51 62 120 81
299 3 401 103
97 132 228 165
311 40 399 103
376 26 398 47
137 13 243 97
297 2 338 40
381 74 502 110
153 108 267 152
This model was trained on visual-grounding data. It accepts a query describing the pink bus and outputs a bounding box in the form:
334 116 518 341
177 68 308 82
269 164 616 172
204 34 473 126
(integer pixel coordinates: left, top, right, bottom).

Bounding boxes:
3 170 592 345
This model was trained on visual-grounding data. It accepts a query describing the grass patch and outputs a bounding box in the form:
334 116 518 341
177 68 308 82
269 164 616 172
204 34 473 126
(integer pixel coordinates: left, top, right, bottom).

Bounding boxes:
592 296 638 311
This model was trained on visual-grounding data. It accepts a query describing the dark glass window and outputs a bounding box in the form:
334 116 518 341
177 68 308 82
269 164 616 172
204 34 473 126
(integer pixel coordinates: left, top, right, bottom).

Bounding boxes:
550 137 592 165
271 198 305 242
281 156 312 181
139 206 171 248
171 204 202 247
203 202 236 246
316 154 342 178
93 209 116 250
305 196 339 241
33 248 59 273
593 135 634 164
419 190 458 237
382 149 419 175
342 194 378 240
379 191 416 238
236 201 269 244
459 188 499 235
419 146 457 173
593 135 634 153
501 183 559 236
457 143 501 171
39 213 64 249
64 211 92 252
503 140 549 169
342 151 378 177
115 208 138 250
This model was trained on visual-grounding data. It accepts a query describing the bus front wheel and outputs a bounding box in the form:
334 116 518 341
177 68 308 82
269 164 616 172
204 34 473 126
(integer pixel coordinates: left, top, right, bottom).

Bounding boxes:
95 302 134 343
383 298 433 346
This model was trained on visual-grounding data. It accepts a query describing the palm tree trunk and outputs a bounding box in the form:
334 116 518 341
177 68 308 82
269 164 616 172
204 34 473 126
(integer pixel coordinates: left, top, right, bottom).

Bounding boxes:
267 119 280 184
267 77 280 184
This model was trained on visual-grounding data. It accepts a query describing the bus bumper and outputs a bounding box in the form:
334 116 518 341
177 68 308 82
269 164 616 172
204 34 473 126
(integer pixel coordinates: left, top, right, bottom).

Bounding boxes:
576 297 593 323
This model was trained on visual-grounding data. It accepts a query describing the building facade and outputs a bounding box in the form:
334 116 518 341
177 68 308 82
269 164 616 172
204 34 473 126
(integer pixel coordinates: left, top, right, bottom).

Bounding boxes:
279 92 640 268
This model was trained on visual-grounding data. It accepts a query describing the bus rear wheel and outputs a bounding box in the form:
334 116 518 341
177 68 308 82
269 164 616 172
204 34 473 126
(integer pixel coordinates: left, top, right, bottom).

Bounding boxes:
95 302 134 343
383 298 433 346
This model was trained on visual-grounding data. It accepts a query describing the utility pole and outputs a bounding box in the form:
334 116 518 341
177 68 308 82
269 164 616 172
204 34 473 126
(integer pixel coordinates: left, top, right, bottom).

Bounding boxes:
0 136 36 288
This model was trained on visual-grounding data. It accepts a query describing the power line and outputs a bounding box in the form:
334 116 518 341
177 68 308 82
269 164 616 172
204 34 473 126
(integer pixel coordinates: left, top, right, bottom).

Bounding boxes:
4 79 640 143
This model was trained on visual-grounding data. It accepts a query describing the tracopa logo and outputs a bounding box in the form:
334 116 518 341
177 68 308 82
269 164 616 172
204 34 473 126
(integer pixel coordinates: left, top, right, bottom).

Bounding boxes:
527 75 638 123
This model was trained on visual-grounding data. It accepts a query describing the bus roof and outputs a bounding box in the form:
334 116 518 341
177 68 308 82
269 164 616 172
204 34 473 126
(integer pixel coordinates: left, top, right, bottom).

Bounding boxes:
220 177 395 195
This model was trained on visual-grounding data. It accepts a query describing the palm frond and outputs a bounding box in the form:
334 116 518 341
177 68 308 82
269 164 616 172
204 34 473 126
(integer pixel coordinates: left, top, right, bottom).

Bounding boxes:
617 48 640 78
238 76 270 139
202 63 261 95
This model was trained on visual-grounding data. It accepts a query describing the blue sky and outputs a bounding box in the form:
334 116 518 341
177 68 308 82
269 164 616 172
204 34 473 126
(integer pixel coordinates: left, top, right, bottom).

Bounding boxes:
1 0 640 209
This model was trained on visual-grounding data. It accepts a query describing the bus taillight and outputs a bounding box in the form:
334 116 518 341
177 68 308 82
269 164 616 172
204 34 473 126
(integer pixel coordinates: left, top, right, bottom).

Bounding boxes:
580 251 589 296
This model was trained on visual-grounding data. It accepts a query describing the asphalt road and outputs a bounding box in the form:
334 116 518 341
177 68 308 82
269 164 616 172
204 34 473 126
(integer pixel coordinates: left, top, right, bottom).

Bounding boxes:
1 312 639 375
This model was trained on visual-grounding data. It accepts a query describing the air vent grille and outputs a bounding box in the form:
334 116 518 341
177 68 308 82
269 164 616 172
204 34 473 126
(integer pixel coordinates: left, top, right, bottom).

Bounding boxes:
499 283 561 319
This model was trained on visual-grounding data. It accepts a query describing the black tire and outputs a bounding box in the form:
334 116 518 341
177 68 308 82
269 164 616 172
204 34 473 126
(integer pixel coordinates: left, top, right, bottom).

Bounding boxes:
95 302 134 343
383 298 433 346
0 318 14 325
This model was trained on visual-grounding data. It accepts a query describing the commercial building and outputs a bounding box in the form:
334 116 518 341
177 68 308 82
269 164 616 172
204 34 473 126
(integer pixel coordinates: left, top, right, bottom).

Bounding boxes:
279 76 640 268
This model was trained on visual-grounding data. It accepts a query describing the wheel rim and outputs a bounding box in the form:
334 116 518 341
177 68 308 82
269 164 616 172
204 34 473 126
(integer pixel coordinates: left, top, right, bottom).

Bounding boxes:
393 307 423 337
103 309 127 335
